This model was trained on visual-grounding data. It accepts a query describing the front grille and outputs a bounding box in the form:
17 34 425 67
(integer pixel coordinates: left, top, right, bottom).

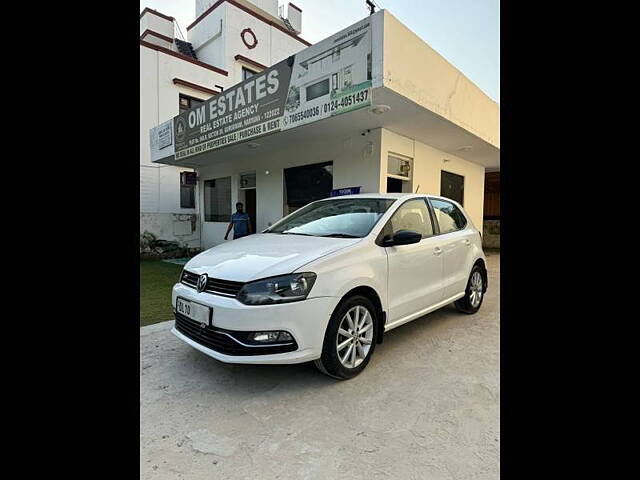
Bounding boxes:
206 278 244 296
181 270 199 288
174 313 298 356
181 270 244 297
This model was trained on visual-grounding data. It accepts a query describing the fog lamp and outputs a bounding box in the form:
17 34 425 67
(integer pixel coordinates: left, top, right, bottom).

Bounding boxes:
251 331 293 343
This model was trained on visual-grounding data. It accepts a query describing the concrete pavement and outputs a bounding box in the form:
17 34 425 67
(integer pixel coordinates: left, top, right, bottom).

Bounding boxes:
140 252 500 479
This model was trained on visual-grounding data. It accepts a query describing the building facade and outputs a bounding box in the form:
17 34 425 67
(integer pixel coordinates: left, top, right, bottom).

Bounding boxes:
140 0 308 249
145 4 500 251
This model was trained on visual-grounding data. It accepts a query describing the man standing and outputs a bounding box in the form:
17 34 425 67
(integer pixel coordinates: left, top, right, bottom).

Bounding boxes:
224 202 253 240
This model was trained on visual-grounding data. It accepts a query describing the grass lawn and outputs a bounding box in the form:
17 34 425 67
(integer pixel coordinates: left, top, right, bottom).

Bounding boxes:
140 260 183 327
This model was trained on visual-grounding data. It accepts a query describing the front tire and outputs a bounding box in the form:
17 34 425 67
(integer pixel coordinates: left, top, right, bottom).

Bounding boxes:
314 295 379 380
454 265 485 314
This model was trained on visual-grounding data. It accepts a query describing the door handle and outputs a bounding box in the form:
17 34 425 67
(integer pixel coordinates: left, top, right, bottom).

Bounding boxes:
463 239 471 246
433 247 443 256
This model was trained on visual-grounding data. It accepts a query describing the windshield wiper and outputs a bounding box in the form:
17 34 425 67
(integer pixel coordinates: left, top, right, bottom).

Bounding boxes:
281 231 315 236
319 233 360 238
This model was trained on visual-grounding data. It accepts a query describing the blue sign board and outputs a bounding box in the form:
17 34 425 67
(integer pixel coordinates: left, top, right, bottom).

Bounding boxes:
330 186 361 197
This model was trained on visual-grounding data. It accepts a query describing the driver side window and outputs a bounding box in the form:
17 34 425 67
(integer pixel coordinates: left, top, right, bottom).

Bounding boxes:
381 199 434 240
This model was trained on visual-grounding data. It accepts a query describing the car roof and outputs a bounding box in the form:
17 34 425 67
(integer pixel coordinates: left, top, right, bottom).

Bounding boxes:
320 193 453 202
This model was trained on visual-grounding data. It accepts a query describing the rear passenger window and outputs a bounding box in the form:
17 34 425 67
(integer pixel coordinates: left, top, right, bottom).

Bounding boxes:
429 199 467 233
382 199 434 239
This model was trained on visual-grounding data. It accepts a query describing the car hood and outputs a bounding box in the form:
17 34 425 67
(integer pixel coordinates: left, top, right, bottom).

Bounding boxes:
184 233 360 282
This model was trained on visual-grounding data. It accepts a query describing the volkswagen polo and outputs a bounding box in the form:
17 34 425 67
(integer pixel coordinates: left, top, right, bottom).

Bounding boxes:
172 193 487 379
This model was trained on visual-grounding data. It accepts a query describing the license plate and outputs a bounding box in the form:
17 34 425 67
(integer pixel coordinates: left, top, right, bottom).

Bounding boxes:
176 297 211 325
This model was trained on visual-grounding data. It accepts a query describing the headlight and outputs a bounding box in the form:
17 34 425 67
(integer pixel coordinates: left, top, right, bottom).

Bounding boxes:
237 273 317 305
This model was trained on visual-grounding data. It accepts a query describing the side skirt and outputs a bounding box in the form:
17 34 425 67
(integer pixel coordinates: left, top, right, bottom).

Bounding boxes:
384 292 466 332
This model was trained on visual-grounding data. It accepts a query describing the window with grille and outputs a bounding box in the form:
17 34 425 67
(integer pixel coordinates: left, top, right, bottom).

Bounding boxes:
204 177 231 222
180 172 196 208
180 184 195 208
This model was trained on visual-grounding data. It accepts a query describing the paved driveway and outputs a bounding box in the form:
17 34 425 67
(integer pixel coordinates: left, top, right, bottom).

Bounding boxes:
140 252 500 479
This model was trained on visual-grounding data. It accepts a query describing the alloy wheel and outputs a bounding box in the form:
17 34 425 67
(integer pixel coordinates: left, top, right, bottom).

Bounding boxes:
469 271 483 308
336 305 374 368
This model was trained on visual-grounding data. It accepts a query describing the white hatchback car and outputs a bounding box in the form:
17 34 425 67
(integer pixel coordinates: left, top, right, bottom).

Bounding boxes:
172 193 487 379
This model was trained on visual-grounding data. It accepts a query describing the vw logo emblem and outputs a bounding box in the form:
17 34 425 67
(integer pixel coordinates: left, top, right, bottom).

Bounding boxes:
197 274 208 293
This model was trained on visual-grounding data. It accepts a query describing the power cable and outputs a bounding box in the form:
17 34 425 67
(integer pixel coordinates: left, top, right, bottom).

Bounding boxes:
174 19 186 41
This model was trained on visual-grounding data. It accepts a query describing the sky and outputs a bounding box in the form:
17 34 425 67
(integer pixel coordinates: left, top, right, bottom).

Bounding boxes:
140 0 500 102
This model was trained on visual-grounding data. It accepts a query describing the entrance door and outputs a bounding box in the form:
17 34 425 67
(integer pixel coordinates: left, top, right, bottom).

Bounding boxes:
244 188 257 234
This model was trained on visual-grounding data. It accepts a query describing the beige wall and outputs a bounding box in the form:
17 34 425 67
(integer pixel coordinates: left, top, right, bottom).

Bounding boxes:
382 10 499 149
380 129 485 230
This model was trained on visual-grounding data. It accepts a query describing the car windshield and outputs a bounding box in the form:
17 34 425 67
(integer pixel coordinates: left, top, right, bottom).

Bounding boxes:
266 198 396 238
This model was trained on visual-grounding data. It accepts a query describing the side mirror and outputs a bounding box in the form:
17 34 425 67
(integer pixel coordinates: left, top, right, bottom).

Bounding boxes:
384 230 422 246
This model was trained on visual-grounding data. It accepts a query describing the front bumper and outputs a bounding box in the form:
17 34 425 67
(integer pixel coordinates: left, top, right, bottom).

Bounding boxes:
174 312 299 355
171 282 338 365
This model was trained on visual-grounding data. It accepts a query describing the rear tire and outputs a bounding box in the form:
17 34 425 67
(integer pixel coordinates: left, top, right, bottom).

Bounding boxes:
314 295 379 380
454 264 485 314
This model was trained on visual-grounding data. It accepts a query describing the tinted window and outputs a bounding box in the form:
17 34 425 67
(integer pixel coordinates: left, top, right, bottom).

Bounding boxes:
283 162 333 215
306 78 330 101
380 199 433 240
268 198 396 238
430 198 467 233
440 171 464 205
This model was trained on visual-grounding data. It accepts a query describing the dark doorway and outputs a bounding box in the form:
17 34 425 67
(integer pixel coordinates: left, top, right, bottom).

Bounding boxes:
440 171 464 205
386 177 404 193
244 188 257 234
483 172 500 220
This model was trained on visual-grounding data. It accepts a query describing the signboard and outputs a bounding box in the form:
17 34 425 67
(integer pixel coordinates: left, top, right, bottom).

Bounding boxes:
158 122 172 149
170 16 373 161
149 119 175 163
331 186 361 197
